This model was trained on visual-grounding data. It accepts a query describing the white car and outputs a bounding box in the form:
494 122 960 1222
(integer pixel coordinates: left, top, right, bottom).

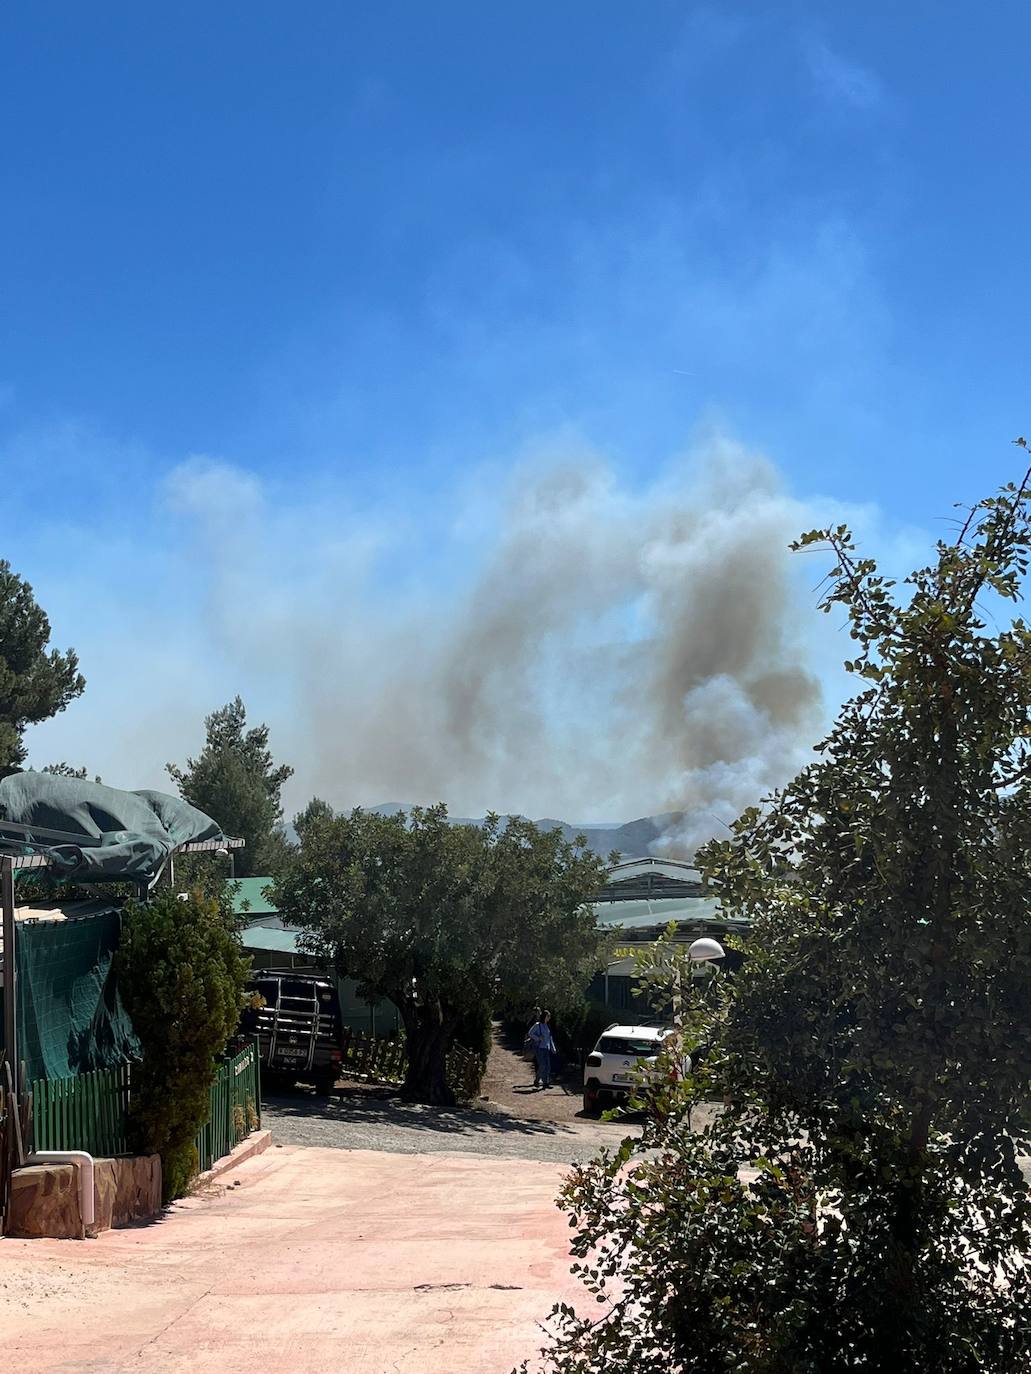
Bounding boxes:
582 1022 684 1115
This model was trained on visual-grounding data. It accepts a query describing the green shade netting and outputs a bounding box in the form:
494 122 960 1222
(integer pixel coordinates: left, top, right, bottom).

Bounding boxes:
1 908 140 1082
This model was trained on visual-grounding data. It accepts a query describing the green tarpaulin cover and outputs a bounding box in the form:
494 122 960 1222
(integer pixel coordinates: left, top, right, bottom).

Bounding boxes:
2 908 141 1082
0 771 225 883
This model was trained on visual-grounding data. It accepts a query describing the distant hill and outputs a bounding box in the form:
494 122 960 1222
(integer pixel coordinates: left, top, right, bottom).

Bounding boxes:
371 804 684 860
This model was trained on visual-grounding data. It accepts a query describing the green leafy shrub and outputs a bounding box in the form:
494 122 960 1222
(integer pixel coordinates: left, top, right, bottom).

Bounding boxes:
553 998 615 1064
454 1004 493 1066
530 470 1031 1373
116 888 248 1202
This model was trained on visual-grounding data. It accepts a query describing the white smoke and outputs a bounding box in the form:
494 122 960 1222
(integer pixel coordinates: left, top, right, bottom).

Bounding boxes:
163 429 840 855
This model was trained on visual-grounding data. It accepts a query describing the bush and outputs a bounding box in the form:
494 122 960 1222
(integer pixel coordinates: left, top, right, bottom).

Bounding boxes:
551 998 613 1064
529 473 1031 1373
116 888 248 1202
454 1004 493 1065
162 1142 200 1203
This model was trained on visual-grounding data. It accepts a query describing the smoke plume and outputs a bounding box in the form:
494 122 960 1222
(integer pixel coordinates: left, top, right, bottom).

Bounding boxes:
166 431 833 856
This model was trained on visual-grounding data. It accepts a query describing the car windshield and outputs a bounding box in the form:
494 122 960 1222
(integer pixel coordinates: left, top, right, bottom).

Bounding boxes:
278 980 322 1000
598 1036 660 1058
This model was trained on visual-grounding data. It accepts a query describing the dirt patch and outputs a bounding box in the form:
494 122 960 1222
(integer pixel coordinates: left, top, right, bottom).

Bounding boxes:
479 1022 589 1123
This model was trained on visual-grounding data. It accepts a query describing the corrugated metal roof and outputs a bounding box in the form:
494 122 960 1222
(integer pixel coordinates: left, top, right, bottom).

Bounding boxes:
232 877 277 918
241 922 300 954
234 879 740 951
606 857 700 883
593 895 746 933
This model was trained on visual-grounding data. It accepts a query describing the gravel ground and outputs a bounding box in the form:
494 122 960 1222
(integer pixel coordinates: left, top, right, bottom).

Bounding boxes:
260 1023 729 1164
479 1022 592 1123
261 1083 642 1164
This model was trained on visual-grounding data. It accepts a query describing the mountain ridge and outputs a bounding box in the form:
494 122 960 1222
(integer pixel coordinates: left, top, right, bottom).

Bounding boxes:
371 803 684 860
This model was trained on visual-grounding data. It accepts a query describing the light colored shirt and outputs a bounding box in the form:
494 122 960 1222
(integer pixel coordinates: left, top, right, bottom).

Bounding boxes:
528 1022 555 1053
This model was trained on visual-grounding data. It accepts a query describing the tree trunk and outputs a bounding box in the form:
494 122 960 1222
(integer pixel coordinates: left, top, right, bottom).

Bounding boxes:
399 1000 455 1107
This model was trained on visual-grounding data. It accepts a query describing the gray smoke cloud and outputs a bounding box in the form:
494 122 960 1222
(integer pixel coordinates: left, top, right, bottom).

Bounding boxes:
165 430 835 856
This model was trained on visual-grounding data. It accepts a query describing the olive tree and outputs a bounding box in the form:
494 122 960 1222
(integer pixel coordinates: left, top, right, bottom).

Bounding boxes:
531 464 1031 1373
275 804 607 1105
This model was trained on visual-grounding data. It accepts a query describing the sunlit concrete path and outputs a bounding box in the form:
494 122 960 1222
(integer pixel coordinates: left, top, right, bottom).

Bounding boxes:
0 1145 582 1374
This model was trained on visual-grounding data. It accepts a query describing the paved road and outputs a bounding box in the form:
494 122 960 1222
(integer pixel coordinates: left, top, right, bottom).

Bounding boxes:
262 1083 642 1164
0 1145 583 1374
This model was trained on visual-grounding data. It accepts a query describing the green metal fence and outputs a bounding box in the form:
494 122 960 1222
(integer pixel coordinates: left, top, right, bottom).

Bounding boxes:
30 1040 261 1173
195 1040 261 1173
31 1062 131 1156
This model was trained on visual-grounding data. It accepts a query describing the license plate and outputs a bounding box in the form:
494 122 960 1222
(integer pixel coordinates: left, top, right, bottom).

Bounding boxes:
613 1073 634 1084
277 1048 306 1060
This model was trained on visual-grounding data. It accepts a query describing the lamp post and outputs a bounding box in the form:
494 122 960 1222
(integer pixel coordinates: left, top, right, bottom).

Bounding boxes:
671 938 727 1131
688 937 726 963
672 937 727 1027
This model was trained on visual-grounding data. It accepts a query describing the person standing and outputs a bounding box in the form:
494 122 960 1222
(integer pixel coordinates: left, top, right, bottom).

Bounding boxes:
527 1010 556 1089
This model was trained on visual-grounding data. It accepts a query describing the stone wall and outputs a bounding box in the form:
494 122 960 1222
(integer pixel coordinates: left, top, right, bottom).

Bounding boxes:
8 1163 81 1239
95 1154 162 1231
7 1154 162 1239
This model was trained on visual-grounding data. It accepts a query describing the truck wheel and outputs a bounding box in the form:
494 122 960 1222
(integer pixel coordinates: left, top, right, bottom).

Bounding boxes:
314 1072 337 1097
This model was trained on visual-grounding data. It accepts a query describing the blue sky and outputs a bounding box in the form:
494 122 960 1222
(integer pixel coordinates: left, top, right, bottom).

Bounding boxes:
2 4 1028 830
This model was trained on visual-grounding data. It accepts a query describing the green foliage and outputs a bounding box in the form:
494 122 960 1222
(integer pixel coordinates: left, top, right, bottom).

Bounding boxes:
167 695 294 878
293 795 335 842
162 1142 200 1203
40 761 101 781
558 999 611 1058
0 560 85 776
275 804 607 1105
454 1002 494 1068
532 467 1031 1373
116 888 248 1202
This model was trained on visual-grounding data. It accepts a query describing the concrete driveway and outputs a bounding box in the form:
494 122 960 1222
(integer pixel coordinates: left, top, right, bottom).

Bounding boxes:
0 1145 582 1374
